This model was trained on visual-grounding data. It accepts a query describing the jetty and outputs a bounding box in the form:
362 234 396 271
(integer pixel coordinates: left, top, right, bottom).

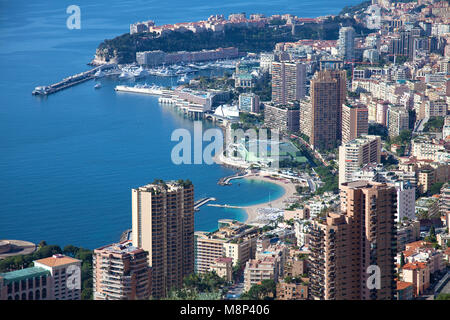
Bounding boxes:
32 63 117 96
206 204 244 209
194 197 216 211
217 170 247 186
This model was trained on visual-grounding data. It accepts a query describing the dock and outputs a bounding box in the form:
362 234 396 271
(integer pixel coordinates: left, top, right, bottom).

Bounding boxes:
217 170 247 186
194 197 216 211
32 63 116 96
206 204 244 209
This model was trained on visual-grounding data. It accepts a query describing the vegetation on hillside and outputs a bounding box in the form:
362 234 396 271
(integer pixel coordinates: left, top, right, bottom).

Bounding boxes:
423 116 445 133
96 18 370 63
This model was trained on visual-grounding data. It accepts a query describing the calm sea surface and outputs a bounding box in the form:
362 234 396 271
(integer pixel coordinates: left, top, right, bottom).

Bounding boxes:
0 0 361 249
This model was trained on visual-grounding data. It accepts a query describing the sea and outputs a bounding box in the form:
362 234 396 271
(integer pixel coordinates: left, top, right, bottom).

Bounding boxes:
0 0 362 249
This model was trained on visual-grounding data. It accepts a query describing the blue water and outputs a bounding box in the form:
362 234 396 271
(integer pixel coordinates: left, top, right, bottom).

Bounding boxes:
0 0 361 249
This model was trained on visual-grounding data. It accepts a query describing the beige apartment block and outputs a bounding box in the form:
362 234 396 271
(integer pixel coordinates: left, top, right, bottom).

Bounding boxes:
310 181 397 300
341 103 369 144
93 241 151 300
33 254 82 300
132 180 194 298
338 135 381 186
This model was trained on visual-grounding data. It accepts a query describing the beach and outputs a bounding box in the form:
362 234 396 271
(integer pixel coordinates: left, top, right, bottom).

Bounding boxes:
240 173 298 224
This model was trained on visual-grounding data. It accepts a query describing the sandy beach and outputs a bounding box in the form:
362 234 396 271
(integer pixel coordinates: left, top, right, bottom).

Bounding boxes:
239 173 298 224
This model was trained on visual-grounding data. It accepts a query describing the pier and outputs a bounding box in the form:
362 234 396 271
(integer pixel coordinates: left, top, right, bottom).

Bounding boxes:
206 204 244 209
217 170 247 186
194 197 216 211
32 63 116 96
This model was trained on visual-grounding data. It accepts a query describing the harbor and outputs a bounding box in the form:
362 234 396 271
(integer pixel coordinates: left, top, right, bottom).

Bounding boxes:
31 57 241 97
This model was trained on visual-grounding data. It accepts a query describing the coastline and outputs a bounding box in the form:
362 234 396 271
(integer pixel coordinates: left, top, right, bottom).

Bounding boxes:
213 146 298 224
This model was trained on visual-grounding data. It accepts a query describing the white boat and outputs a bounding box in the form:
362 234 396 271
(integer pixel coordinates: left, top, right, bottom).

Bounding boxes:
131 66 148 79
94 69 105 78
94 83 102 89
177 74 189 84
119 71 134 79
114 84 165 95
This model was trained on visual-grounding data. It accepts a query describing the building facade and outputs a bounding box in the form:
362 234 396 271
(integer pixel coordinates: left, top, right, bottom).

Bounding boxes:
271 61 306 105
93 241 151 300
342 103 369 144
309 182 397 300
338 135 382 185
131 180 195 298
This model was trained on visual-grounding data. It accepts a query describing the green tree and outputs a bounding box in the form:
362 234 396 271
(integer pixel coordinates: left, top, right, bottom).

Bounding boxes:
427 226 437 243
428 182 444 196
400 252 406 268
436 293 450 300
241 279 276 300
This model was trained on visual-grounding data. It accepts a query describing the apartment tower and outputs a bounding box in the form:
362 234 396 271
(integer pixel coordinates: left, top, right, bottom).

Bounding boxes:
93 241 151 300
338 26 355 62
342 103 369 144
338 135 381 186
309 181 397 300
309 69 347 150
271 61 306 105
132 180 195 298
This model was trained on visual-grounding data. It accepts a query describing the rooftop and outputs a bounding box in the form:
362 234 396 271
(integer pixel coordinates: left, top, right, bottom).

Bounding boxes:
0 267 50 284
397 281 413 291
96 240 144 255
403 261 427 270
34 254 80 268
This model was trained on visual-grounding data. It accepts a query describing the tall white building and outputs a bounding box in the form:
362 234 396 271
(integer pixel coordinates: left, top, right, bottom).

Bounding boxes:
239 93 260 113
271 61 306 105
387 106 409 137
260 52 275 73
443 116 450 139
395 181 416 222
338 26 355 62
338 135 382 185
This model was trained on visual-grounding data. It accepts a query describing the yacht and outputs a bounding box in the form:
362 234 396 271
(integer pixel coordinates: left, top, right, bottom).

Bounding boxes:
177 74 189 84
94 83 102 89
94 69 105 78
119 71 134 80
114 84 165 95
131 66 148 79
